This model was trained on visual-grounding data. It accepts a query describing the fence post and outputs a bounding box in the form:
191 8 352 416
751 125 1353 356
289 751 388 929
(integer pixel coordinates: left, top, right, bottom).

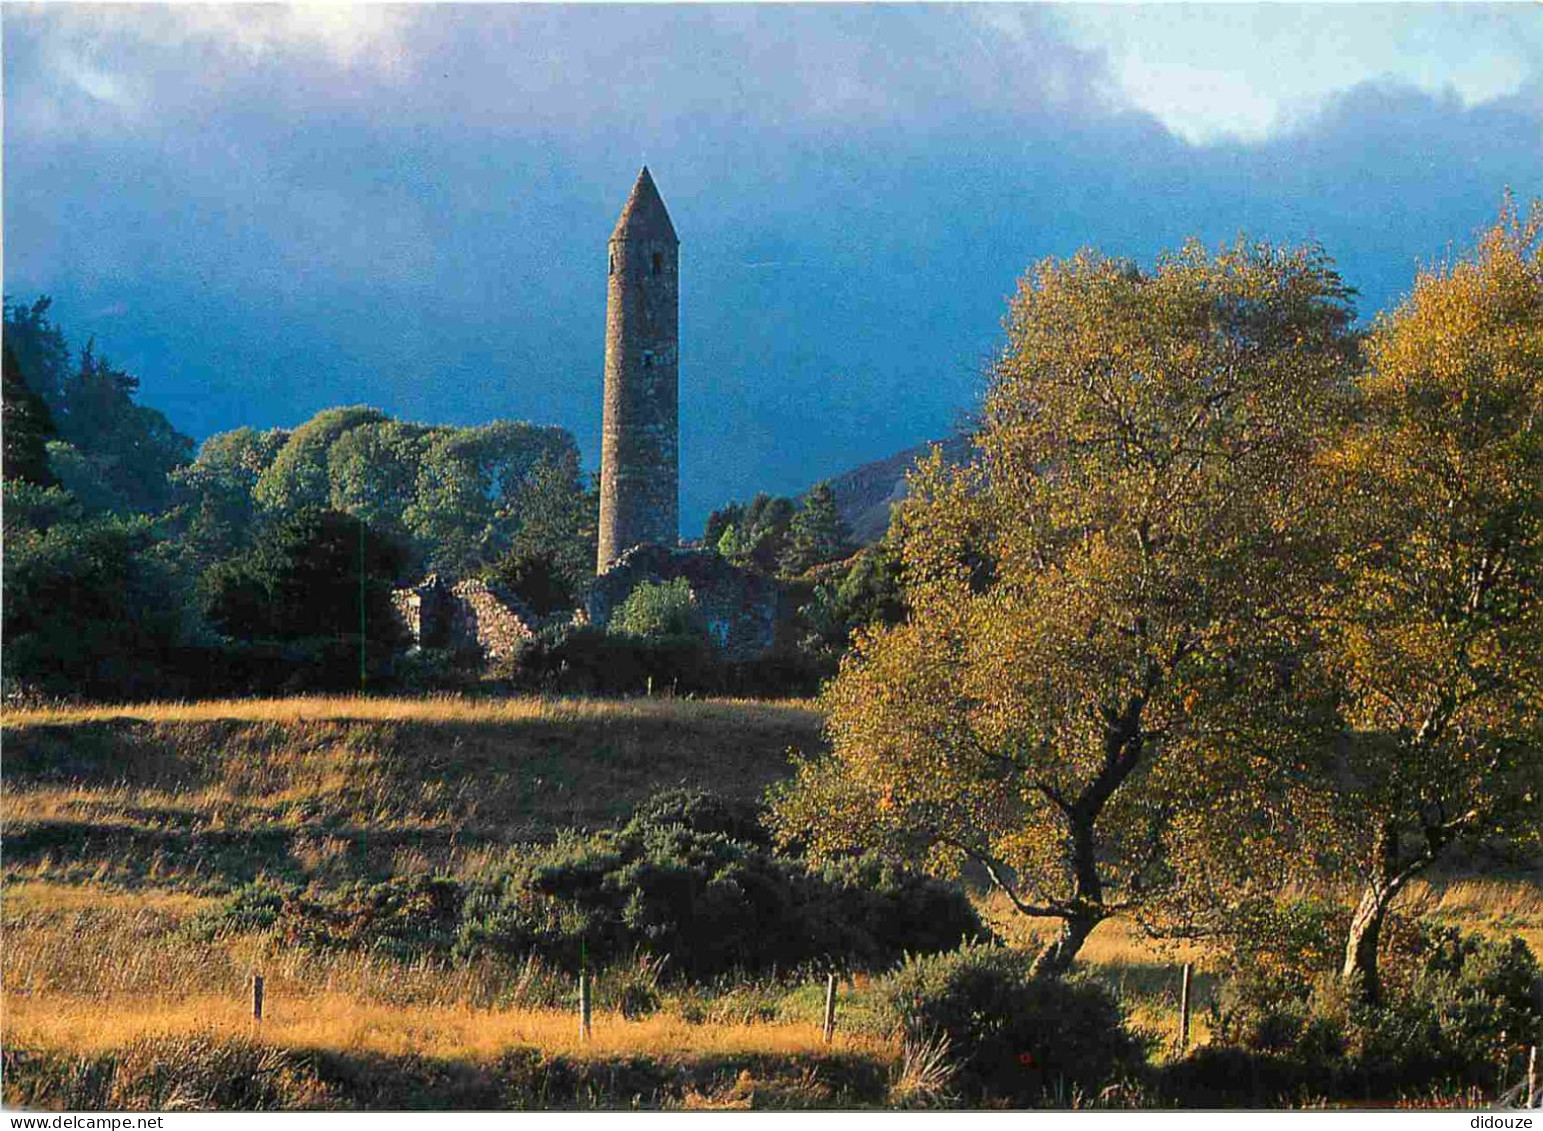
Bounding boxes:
1178 963 1193 1052
578 971 592 1043
822 973 838 1045
251 972 264 1023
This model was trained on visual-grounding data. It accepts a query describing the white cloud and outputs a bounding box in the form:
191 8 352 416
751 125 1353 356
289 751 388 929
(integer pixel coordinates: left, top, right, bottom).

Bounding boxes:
160 4 413 72
1055 4 1543 145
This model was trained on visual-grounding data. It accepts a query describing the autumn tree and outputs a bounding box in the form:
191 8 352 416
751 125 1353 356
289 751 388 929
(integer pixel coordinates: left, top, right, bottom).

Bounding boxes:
771 241 1359 975
1308 202 1543 1003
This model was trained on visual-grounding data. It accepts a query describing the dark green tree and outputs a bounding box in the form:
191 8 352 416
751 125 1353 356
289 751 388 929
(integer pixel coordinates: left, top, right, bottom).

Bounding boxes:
2 480 186 697
54 344 194 514
3 342 58 487
703 501 745 550
712 493 795 574
2 296 71 408
4 299 193 515
798 541 907 666
501 450 598 593
200 507 408 644
780 481 852 575
484 550 572 615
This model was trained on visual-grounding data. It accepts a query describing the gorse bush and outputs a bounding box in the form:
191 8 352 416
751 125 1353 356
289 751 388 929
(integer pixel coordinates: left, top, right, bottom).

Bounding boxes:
201 791 986 981
461 821 987 979
625 788 773 849
877 944 1147 1106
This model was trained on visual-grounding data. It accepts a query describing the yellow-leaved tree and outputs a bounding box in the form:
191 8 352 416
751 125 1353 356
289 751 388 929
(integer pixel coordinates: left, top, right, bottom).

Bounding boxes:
771 241 1359 975
1309 201 1543 1003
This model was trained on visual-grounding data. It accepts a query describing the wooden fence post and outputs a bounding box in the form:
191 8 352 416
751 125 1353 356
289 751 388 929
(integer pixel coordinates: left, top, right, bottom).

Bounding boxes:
251 972 264 1023
578 971 592 1042
822 973 838 1045
1178 963 1193 1052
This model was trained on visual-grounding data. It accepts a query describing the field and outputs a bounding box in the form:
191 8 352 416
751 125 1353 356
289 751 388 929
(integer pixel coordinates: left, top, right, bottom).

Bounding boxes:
4 695 1540 1110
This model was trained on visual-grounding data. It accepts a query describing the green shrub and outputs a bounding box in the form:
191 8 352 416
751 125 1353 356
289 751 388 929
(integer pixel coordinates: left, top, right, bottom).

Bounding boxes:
610 577 703 640
202 876 466 957
510 623 715 695
1184 917 1543 1105
198 794 986 984
221 879 290 931
807 855 992 972
456 793 988 979
877 944 1147 1106
624 788 772 849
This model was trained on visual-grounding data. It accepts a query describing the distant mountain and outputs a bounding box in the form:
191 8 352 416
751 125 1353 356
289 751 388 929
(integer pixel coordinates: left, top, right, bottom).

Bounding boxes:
821 434 973 545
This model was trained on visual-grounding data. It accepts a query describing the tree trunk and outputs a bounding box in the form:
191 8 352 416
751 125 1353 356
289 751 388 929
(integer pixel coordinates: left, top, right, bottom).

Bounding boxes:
1341 882 1392 1005
1032 914 1098 979
1341 821 1412 1006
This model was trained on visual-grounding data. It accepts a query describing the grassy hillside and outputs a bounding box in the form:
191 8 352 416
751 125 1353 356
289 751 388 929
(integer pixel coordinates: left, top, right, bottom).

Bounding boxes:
3 696 824 893
4 695 1539 1110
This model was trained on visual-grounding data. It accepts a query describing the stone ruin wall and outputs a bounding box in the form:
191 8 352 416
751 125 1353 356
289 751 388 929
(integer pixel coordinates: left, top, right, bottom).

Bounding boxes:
392 575 539 660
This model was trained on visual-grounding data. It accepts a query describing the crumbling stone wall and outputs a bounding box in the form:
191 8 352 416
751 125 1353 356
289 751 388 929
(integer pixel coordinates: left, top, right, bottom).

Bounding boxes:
586 545 780 662
445 579 534 660
392 574 537 660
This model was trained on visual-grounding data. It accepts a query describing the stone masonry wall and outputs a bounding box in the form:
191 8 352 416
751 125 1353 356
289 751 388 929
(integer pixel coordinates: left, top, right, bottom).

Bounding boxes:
392 575 537 660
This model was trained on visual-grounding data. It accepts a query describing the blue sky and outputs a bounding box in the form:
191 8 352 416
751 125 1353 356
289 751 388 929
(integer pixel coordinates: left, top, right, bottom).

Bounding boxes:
5 3 1541 531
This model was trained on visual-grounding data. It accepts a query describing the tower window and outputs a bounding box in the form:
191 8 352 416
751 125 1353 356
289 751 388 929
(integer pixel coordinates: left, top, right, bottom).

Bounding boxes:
651 252 663 276
609 253 615 276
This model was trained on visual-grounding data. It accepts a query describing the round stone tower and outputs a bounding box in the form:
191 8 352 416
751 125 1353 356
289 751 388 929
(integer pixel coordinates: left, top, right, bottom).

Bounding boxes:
598 166 680 572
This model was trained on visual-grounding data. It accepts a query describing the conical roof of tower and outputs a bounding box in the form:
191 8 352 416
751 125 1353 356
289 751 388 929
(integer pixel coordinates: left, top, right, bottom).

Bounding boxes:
611 166 678 244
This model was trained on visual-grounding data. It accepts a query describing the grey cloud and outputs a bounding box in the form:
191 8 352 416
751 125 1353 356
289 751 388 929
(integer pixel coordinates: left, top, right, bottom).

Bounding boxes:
4 6 1540 531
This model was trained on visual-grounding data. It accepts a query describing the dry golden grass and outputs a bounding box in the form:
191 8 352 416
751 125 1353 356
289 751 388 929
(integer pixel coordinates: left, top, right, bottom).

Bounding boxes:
1 880 214 918
3 891 544 1010
2 994 890 1063
2 697 826 889
0 694 820 729
4 693 1537 1095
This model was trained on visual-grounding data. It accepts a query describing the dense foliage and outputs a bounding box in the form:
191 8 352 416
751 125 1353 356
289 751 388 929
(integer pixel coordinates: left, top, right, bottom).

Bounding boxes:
1170 915 1543 1105
1 482 186 698
877 944 1147 1105
199 507 408 646
203 791 988 981
1302 201 1543 1000
608 577 705 640
3 297 193 516
0 297 598 699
